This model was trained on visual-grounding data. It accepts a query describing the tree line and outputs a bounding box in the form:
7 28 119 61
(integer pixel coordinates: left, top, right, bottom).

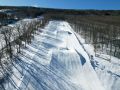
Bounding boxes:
66 15 120 60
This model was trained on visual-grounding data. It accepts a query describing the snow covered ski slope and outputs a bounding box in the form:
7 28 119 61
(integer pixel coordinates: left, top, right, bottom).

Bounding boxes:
4 20 105 90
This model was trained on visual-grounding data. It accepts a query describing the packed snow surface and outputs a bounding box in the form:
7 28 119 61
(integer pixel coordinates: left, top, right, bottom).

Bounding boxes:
75 30 120 90
4 20 106 90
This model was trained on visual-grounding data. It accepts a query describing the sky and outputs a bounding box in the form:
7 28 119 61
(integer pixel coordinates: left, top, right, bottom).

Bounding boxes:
0 0 120 10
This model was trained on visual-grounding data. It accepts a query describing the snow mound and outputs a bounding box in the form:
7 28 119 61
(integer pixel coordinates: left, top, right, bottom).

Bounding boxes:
3 20 106 90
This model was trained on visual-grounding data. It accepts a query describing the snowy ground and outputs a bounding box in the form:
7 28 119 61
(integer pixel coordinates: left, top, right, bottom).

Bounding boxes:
0 18 38 50
3 20 119 90
0 18 40 80
75 31 120 90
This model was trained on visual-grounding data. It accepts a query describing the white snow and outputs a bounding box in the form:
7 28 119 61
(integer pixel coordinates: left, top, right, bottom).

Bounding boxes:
0 18 39 50
3 20 111 90
75 28 120 90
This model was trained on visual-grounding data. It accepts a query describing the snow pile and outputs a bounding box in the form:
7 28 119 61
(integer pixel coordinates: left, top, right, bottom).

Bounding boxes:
3 20 106 90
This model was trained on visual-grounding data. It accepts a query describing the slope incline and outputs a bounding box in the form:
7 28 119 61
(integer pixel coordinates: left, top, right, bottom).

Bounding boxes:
3 20 105 90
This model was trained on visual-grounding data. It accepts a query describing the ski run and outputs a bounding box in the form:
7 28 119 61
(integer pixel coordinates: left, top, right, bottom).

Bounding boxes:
3 20 120 90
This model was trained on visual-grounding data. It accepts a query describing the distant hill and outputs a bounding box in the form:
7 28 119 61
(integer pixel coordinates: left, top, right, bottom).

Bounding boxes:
0 6 120 16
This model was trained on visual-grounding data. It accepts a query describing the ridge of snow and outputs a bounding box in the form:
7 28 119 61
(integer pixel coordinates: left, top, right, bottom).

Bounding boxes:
3 20 106 90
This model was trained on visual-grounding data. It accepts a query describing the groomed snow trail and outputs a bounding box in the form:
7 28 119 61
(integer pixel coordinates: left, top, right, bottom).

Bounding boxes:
4 20 105 90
